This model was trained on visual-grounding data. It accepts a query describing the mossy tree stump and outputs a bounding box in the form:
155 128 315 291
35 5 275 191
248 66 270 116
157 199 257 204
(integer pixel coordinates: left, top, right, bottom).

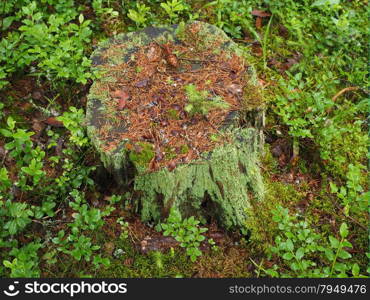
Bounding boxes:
87 21 264 230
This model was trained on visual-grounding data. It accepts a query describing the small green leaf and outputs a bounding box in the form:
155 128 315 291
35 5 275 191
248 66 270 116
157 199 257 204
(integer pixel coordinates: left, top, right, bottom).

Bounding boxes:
0 129 12 137
352 263 360 277
7 116 15 130
2 16 15 30
329 182 338 193
338 249 351 259
3 260 13 268
324 248 335 261
329 236 339 248
282 252 294 260
286 239 294 251
295 247 305 260
339 223 348 238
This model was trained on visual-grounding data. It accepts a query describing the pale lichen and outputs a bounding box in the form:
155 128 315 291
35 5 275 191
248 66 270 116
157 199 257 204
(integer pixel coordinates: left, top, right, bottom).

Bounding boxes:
86 22 265 230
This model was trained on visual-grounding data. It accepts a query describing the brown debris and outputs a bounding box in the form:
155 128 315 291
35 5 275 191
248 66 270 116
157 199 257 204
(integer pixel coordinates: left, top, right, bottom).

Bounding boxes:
139 236 179 254
111 89 130 110
251 9 272 17
43 117 64 127
98 41 253 171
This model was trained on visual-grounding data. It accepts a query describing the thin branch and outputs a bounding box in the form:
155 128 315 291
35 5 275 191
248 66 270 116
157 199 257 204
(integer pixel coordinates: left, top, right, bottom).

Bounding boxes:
332 86 359 102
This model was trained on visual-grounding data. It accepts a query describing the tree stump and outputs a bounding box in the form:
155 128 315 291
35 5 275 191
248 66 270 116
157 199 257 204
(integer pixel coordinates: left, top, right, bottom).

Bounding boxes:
86 21 265 229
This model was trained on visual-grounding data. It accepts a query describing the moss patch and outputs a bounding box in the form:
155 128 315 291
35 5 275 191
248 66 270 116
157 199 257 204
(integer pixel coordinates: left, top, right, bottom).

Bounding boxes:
135 128 264 230
128 142 155 170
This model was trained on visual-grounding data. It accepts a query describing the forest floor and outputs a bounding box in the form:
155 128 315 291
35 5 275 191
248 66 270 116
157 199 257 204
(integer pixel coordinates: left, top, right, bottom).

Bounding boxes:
0 1 367 278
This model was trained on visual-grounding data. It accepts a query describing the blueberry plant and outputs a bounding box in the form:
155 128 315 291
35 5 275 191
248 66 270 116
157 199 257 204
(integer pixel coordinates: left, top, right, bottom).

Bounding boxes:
0 0 368 278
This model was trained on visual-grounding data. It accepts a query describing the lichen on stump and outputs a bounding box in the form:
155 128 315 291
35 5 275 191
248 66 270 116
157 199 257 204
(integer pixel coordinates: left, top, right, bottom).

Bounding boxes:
86 21 265 230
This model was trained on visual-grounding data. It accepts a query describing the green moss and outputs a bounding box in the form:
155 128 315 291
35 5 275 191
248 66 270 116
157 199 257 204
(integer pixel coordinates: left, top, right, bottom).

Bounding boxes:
128 142 155 169
88 81 110 100
175 21 186 41
179 144 189 154
245 177 304 247
97 238 192 278
166 108 180 120
164 146 177 160
95 234 255 278
134 128 264 230
242 76 263 109
86 22 264 229
261 144 279 173
209 133 219 142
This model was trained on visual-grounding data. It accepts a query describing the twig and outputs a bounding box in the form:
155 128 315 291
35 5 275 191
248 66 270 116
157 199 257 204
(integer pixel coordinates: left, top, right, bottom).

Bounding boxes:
332 87 359 102
332 202 367 230
249 258 266 278
179 57 218 64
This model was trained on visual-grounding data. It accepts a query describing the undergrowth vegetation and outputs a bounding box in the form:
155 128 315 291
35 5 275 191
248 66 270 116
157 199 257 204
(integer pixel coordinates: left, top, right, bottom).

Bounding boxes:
0 0 368 278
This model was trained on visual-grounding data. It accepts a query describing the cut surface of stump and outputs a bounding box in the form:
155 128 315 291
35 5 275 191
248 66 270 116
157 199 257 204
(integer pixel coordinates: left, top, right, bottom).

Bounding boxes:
87 22 265 229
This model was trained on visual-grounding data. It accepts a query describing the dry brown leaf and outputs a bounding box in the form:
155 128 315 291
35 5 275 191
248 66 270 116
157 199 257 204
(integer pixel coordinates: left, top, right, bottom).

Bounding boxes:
117 98 126 110
111 89 130 109
251 9 272 17
43 117 64 127
255 16 262 29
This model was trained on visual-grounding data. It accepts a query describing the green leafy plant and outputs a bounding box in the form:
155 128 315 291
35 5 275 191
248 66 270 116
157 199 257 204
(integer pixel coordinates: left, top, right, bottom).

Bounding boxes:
0 116 46 190
0 116 35 165
117 217 129 240
184 84 229 116
127 2 151 29
52 190 113 265
0 0 367 280
330 164 368 215
0 1 95 88
256 205 364 278
160 0 189 24
202 0 254 38
274 71 367 178
57 106 89 147
92 0 119 19
0 167 11 193
3 241 42 278
0 200 34 236
158 208 208 262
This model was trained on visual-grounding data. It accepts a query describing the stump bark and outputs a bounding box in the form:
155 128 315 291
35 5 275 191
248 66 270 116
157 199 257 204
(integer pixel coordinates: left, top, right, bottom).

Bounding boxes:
86 21 265 229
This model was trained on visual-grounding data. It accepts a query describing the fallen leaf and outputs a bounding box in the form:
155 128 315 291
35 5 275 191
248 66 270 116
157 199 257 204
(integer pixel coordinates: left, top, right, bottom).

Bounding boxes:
147 45 162 62
171 104 181 111
43 117 64 127
149 156 157 171
31 90 43 100
135 79 149 88
32 120 44 132
168 161 177 171
111 89 130 110
227 84 242 95
251 9 271 17
166 54 179 68
104 242 115 256
112 89 130 100
117 98 126 110
251 44 263 57
124 258 134 266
